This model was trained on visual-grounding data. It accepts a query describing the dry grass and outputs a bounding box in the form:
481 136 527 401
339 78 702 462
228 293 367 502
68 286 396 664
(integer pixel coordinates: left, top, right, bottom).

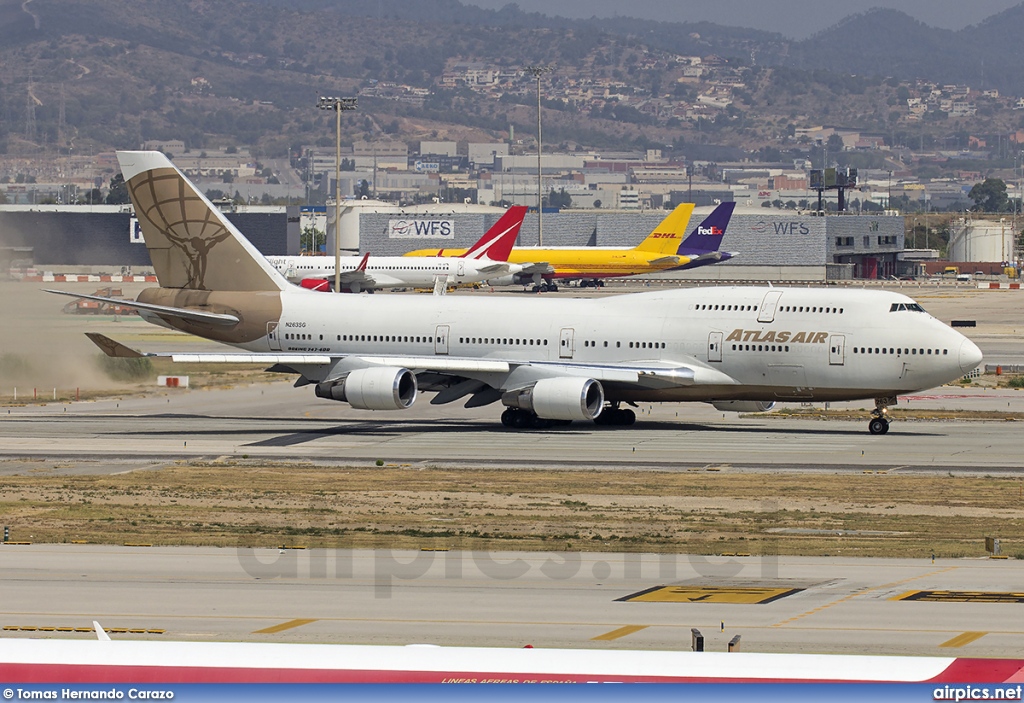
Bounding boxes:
3 461 1023 559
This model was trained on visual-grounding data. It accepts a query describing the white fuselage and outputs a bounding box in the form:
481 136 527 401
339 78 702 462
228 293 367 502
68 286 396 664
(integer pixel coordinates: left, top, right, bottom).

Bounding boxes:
267 255 521 290
256 286 980 404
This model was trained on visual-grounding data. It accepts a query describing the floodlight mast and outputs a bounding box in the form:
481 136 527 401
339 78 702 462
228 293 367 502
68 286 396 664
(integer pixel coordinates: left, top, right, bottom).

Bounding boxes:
524 66 551 246
316 95 358 293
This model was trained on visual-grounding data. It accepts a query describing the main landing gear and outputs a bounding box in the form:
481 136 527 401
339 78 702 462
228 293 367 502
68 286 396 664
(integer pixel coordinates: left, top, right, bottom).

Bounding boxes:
868 397 895 435
500 407 571 429
593 406 636 426
531 282 559 293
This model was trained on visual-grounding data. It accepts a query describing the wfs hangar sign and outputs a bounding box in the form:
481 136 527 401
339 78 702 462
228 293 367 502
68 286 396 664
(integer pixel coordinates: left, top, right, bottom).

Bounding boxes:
388 219 454 239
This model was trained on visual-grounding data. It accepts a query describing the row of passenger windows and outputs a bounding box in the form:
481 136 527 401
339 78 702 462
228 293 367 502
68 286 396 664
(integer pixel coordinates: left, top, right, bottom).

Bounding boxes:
696 304 757 311
459 337 546 346
694 303 845 314
732 344 791 352
780 305 843 314
854 347 948 356
339 334 435 343
582 341 668 349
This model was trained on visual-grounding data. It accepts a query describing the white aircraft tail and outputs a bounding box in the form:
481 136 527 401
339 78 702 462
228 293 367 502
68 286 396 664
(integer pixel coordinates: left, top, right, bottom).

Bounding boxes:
116 151 287 292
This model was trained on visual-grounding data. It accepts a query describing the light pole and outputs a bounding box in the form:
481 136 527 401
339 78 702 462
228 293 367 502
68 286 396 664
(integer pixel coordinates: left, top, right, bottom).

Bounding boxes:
317 95 357 293
524 65 551 245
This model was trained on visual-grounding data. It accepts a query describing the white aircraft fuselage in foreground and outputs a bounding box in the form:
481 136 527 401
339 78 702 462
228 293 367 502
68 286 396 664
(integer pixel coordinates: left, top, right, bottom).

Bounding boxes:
61 152 982 435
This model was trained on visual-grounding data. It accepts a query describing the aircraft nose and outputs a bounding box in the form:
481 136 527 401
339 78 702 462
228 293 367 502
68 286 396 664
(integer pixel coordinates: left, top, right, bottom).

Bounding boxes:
958 338 983 374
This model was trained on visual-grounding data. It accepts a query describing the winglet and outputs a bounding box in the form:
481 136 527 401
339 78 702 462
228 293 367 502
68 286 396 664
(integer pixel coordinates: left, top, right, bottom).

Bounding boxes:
356 252 370 271
93 621 111 642
85 332 148 358
461 205 528 261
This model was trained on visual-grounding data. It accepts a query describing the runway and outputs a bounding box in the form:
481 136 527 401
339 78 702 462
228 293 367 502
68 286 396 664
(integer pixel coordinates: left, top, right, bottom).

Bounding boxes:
2 381 1024 472
2 543 1024 657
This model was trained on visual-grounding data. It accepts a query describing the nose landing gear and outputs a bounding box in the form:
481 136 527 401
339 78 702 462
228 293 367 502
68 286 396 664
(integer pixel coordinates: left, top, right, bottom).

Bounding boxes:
868 397 895 434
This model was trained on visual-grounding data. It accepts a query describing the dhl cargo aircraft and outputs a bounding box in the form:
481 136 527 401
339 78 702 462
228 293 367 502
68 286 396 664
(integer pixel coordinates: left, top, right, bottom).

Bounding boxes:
404 202 736 292
50 152 981 435
266 205 527 293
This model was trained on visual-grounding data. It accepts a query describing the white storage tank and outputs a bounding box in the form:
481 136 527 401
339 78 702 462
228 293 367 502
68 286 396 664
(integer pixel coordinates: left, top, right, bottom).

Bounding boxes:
948 217 1015 262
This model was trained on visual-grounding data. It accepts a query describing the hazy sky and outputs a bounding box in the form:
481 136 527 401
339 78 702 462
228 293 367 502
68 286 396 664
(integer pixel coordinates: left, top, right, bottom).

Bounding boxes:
462 1 1023 39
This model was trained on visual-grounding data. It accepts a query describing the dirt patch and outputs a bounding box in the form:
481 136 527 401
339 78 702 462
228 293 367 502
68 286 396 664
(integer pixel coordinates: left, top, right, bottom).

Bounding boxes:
3 461 1022 559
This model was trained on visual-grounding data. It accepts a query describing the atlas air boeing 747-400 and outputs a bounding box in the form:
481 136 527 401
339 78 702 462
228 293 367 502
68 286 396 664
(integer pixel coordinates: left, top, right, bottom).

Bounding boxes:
49 152 982 435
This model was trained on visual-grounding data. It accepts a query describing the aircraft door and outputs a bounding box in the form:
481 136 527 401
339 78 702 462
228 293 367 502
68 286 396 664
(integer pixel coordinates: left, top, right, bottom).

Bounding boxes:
757 291 783 322
267 321 281 351
457 260 465 278
435 325 450 355
559 328 575 359
829 335 845 365
708 331 723 362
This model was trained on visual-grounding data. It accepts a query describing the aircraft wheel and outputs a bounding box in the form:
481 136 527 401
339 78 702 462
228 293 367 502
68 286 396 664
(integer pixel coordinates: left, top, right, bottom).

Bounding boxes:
597 280 605 287
511 410 534 429
868 417 889 435
618 408 636 426
532 285 542 293
500 408 516 428
548 284 558 292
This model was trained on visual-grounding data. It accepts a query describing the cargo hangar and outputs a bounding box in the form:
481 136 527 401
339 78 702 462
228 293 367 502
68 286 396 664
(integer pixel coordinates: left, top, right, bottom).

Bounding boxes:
0 203 905 281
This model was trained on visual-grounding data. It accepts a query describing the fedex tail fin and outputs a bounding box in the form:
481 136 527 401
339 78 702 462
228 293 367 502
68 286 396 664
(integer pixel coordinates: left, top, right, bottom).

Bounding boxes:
676 202 736 257
633 203 696 254
116 151 286 292
461 205 528 261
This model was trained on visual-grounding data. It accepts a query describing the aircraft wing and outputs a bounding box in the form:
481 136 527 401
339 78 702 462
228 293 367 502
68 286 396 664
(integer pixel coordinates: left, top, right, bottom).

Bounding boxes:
518 262 555 275
86 334 736 394
47 290 240 326
476 262 518 275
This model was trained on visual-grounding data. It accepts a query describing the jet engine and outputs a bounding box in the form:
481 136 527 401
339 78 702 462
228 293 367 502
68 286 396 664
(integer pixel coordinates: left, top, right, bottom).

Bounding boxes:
711 400 776 413
502 377 604 421
315 367 417 410
485 274 520 287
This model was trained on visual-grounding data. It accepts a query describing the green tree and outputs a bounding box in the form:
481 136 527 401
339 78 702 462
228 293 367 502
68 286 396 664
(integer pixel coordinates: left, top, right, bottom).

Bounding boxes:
105 174 130 204
300 224 324 253
547 187 572 208
968 178 1009 212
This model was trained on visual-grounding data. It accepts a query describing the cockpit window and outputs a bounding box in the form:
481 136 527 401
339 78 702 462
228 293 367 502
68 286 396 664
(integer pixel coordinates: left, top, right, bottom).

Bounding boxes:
889 302 926 312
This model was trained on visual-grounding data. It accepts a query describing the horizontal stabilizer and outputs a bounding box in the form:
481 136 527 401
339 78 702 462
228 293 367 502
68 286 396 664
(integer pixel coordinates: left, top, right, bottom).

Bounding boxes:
646 255 681 266
46 290 240 326
86 332 147 359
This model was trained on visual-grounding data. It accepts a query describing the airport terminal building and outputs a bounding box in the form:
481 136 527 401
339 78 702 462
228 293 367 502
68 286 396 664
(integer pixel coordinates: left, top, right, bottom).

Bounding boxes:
1 204 903 281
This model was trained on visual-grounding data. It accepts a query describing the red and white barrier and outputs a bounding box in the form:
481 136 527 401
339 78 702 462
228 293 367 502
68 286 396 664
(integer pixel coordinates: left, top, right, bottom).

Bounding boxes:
979 282 1022 289
20 274 158 283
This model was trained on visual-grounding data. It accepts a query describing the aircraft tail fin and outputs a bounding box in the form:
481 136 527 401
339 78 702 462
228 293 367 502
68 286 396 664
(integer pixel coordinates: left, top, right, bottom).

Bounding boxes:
676 202 736 257
460 205 528 261
633 203 696 254
116 151 287 292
